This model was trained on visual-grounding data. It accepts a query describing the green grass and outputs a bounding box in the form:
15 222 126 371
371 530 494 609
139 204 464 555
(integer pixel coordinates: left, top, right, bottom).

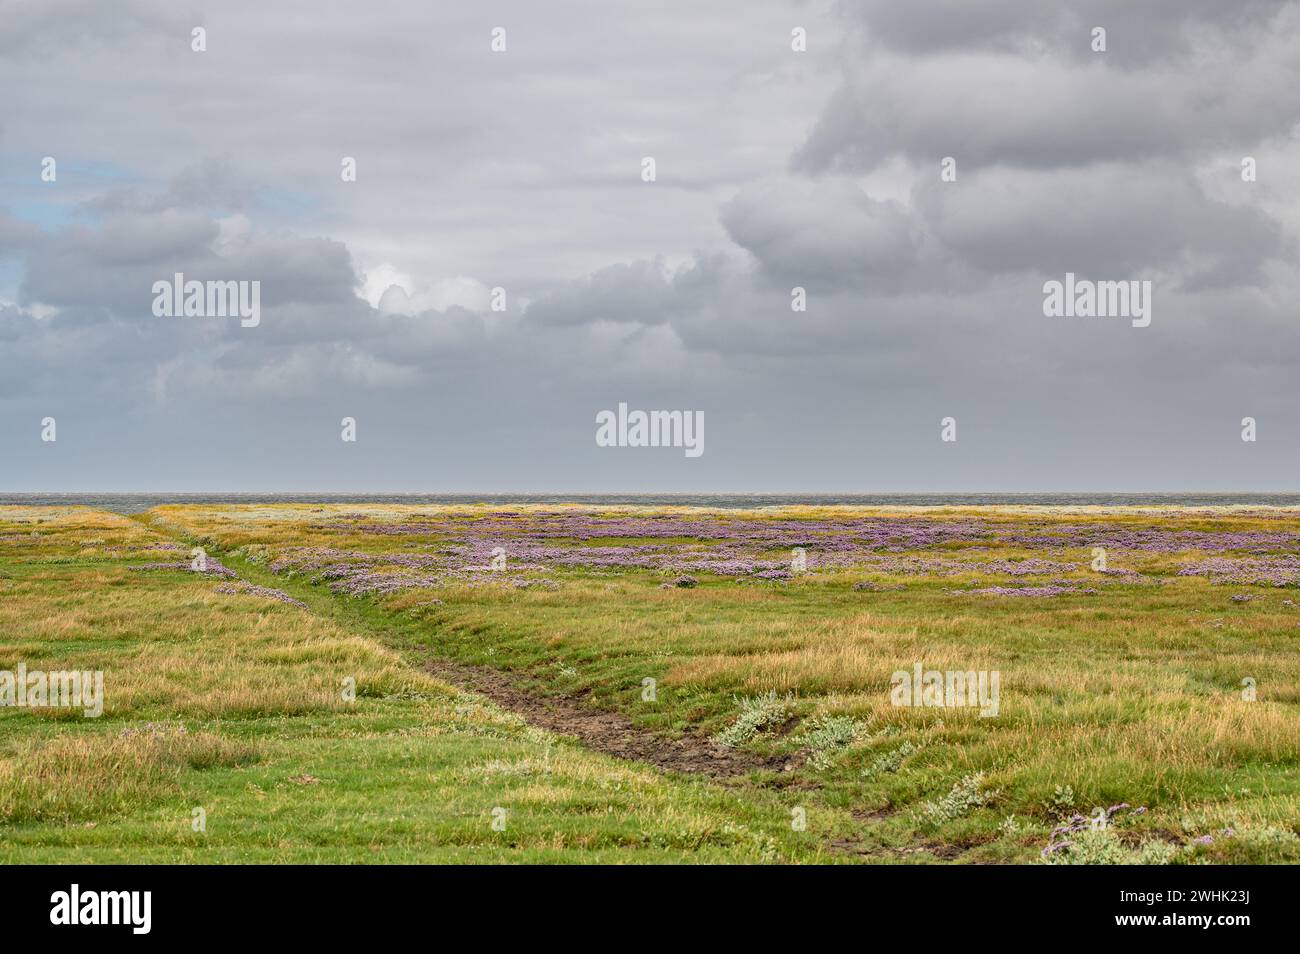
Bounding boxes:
3 502 1298 864
0 507 843 863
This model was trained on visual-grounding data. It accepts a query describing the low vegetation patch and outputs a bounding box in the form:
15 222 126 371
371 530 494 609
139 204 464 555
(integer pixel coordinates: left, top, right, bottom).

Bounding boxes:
713 691 794 749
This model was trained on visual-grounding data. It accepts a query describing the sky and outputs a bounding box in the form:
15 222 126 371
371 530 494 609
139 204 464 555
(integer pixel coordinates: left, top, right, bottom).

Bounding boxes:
2 0 1299 492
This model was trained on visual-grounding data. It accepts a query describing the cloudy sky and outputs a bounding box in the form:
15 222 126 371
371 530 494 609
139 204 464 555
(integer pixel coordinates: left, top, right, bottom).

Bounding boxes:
2 0 1299 492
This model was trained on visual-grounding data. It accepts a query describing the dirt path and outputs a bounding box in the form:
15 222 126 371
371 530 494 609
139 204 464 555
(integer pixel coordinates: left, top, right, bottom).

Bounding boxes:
424 659 790 779
129 521 796 780
130 527 888 856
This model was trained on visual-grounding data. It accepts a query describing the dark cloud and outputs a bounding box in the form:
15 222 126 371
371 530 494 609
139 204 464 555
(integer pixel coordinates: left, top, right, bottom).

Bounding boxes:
721 180 922 291
839 0 1292 62
18 202 358 318
797 4 1300 173
912 163 1284 283
1 1 1299 491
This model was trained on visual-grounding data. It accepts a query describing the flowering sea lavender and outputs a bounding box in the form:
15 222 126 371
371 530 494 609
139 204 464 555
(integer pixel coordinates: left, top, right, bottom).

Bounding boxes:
966 584 1097 598
328 571 444 597
981 558 1078 576
1177 556 1300 587
1042 804 1146 856
221 508 1300 591
214 581 308 609
130 557 237 578
661 575 698 588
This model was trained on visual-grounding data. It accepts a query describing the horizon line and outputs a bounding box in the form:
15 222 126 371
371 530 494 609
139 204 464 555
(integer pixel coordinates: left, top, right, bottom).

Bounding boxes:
4 490 1300 497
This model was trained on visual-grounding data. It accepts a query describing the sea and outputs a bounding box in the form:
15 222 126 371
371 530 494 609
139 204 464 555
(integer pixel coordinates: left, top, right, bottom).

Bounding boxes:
2 493 1300 515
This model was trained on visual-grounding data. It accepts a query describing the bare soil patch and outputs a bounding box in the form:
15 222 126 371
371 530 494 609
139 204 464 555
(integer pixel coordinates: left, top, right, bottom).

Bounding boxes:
425 658 789 779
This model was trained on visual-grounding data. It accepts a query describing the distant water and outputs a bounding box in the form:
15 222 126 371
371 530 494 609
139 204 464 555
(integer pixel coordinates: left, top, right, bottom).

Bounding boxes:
3 492 1300 515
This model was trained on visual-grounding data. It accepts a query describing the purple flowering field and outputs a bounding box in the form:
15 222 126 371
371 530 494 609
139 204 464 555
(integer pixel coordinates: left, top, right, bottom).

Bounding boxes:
168 504 1300 596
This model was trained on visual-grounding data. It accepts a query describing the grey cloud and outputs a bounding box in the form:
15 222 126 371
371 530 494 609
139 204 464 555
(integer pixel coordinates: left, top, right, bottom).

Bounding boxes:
2 0 1300 492
84 159 259 217
797 9 1300 173
19 209 358 317
721 180 921 290
841 0 1293 62
0 0 191 57
0 210 40 258
913 163 1284 283
524 259 679 327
